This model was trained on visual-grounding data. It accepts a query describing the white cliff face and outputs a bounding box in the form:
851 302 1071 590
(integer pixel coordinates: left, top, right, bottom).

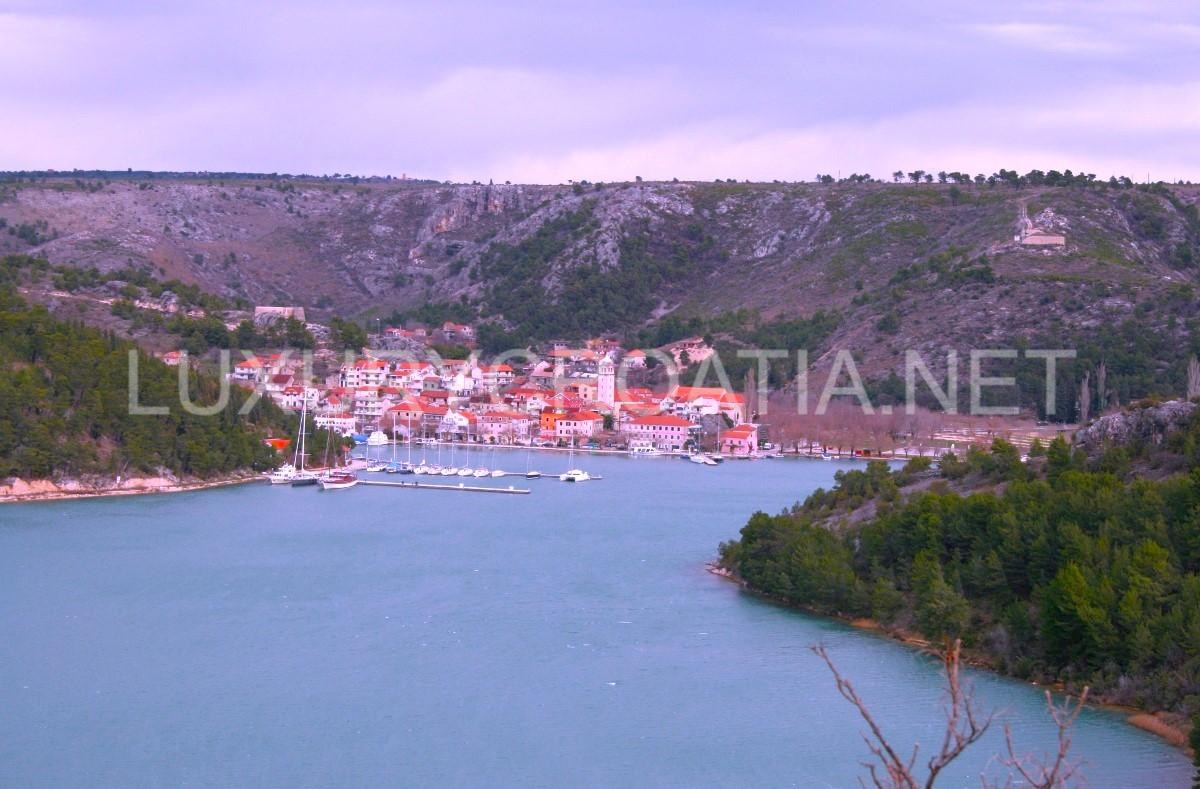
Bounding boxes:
1074 400 1197 452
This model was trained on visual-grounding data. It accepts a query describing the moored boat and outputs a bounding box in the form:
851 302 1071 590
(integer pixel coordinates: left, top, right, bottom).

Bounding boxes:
318 471 358 490
266 463 297 484
629 441 661 457
290 471 319 487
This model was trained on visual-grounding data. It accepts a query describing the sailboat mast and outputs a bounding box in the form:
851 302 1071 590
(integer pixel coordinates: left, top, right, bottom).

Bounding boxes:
293 396 307 470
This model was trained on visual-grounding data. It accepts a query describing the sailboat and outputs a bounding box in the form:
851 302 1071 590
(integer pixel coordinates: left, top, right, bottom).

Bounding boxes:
559 437 591 482
318 469 358 489
386 414 402 473
441 437 458 475
434 429 448 472
290 395 319 486
524 423 541 479
414 426 430 474
455 434 474 475
399 423 415 474
711 420 725 463
317 426 358 489
488 443 504 477
267 395 306 483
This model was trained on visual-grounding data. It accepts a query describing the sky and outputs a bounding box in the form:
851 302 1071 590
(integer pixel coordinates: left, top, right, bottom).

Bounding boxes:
2 0 1198 183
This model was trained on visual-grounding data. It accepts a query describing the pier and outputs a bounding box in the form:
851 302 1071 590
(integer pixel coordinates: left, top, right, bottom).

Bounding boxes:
358 479 531 495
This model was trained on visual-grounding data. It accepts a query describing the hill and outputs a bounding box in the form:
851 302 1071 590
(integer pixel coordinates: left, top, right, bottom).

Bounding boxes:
0 282 296 484
3 174 1200 407
717 401 1200 726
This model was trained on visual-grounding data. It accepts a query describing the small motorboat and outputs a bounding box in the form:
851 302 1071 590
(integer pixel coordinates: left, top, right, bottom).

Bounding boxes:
629 442 661 457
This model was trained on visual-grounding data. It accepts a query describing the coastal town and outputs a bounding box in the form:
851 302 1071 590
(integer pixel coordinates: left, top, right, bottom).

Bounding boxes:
171 313 769 460
150 305 1068 473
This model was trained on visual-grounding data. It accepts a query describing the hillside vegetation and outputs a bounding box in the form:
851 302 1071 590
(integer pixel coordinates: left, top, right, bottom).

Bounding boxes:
3 173 1200 412
0 282 293 480
718 403 1200 718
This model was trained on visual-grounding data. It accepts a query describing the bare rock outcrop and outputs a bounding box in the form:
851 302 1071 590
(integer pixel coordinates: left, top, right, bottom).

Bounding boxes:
1074 400 1197 452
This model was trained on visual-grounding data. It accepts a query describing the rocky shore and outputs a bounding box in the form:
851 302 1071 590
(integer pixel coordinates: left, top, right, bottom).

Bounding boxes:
0 472 261 503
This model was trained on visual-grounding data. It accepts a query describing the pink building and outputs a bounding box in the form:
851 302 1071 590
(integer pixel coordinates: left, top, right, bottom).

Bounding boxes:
623 414 692 451
478 410 533 443
720 424 759 456
555 410 604 440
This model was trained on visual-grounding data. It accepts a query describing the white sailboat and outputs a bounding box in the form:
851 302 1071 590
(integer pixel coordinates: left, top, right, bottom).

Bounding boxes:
559 438 591 482
524 424 541 479
318 470 358 490
266 396 307 483
290 396 319 486
711 421 725 463
315 429 358 489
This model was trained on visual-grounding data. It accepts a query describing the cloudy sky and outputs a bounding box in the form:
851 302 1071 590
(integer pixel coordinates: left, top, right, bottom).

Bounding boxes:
2 0 1198 182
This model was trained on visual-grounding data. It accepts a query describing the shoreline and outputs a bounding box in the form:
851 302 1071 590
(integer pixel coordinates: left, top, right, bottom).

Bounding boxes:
0 473 263 505
361 439 910 462
705 563 1194 754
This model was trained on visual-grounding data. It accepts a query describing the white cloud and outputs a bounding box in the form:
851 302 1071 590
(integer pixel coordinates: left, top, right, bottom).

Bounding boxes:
968 22 1122 55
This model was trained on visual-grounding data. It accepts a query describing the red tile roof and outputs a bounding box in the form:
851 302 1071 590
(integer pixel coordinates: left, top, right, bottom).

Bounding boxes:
631 414 692 428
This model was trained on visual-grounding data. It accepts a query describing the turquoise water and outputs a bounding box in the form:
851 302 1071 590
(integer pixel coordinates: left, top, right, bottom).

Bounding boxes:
0 449 1191 787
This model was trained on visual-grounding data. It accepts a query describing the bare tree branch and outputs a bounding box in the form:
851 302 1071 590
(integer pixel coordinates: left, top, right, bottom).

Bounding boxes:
997 687 1089 788
923 640 992 788
813 642 920 788
814 639 992 788
815 640 1086 787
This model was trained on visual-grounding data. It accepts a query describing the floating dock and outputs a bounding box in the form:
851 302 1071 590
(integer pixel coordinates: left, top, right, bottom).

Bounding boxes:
358 479 531 495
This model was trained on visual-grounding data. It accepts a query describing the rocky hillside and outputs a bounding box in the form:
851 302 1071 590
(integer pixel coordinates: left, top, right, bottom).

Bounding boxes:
2 175 1199 385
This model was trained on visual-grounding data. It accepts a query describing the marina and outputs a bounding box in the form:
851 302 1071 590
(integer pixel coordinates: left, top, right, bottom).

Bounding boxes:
357 479 530 494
